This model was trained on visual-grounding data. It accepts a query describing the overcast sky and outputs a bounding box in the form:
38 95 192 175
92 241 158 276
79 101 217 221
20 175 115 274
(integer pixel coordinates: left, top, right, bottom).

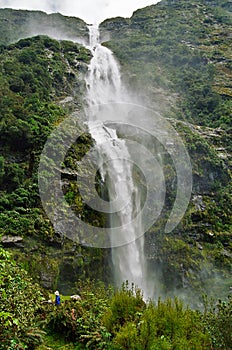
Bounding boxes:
0 0 161 23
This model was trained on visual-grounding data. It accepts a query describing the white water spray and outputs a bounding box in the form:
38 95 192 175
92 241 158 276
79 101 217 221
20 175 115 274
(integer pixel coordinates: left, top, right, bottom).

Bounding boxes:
85 25 148 296
85 26 122 107
38 24 192 302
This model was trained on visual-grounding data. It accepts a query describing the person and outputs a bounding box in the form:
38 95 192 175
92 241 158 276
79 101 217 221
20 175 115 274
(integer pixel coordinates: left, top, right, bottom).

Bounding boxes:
54 290 61 306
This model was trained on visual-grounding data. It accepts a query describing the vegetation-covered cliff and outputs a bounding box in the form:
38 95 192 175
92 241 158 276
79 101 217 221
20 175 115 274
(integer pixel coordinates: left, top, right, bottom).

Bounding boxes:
100 0 232 301
0 1 231 348
0 8 88 45
0 31 112 291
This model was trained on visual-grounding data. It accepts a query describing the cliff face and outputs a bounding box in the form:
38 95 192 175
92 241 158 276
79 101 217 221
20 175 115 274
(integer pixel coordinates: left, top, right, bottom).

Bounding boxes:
100 0 232 106
101 0 232 300
0 32 112 292
0 2 231 300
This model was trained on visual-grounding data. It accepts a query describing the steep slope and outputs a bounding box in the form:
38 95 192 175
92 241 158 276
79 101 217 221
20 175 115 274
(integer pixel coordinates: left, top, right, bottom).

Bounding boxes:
100 0 232 301
0 1 231 302
100 0 232 128
0 34 112 292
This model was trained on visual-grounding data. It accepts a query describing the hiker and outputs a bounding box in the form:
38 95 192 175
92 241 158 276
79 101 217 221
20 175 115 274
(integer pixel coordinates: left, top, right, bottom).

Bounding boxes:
54 290 61 306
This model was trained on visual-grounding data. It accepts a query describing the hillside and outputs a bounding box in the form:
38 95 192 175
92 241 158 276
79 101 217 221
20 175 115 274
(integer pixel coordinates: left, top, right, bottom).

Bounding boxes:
0 2 231 348
99 0 232 299
0 34 112 292
101 0 232 126
0 8 89 45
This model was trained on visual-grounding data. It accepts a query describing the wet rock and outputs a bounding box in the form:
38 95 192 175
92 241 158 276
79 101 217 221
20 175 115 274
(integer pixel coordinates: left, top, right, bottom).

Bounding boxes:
70 294 81 300
40 271 55 289
222 249 232 258
192 195 206 211
1 235 23 247
197 242 203 250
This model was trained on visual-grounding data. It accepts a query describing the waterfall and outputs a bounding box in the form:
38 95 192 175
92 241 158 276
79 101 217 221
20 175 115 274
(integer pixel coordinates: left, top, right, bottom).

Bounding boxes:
85 26 122 106
85 25 148 296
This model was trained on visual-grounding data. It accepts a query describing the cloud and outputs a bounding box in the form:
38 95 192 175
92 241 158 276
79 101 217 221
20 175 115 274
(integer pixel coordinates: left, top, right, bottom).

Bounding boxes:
0 0 161 23
0 0 55 13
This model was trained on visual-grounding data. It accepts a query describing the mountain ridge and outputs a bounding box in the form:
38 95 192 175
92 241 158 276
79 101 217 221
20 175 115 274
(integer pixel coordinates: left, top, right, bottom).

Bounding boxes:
0 8 89 46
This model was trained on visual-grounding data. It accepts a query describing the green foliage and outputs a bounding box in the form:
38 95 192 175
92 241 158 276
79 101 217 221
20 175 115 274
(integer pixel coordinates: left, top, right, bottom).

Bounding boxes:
0 35 90 153
0 8 89 46
0 5 231 349
36 334 76 350
0 34 104 292
0 35 92 243
0 265 230 350
107 294 210 350
203 295 232 349
113 322 139 349
103 283 145 334
62 132 107 228
45 281 112 349
0 246 45 349
36 285 232 350
101 0 232 130
141 298 209 349
35 283 212 349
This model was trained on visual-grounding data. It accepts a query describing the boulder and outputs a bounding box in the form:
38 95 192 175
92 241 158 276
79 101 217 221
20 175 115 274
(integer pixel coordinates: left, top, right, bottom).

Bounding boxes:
1 235 24 247
70 294 81 301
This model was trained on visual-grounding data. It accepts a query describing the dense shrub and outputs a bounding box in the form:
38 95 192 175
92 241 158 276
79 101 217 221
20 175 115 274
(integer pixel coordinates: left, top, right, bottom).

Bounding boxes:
0 246 45 349
103 283 145 334
40 283 232 350
107 295 210 349
203 295 232 349
45 281 112 349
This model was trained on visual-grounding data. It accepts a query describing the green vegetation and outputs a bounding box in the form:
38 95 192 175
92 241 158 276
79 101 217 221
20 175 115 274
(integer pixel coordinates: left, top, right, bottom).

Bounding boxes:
1 257 231 350
0 246 45 349
0 8 89 46
0 35 91 239
101 0 232 130
0 34 110 291
100 0 232 300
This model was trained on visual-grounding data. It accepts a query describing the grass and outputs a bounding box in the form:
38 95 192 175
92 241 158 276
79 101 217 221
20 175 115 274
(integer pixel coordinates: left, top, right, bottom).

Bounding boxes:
36 334 80 350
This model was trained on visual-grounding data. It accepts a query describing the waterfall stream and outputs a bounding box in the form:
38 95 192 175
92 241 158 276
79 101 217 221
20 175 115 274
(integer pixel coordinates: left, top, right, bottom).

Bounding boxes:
85 25 148 296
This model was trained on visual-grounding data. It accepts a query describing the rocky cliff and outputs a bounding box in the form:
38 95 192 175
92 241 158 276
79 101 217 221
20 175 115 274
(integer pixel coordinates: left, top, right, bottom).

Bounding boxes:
0 1 231 301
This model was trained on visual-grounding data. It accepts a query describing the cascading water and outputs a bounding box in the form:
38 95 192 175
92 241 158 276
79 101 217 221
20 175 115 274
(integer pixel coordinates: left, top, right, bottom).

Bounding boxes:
85 26 122 106
85 25 148 296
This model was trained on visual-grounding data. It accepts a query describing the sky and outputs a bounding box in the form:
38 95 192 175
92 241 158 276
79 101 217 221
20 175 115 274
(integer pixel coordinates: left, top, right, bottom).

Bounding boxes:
0 0 161 23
